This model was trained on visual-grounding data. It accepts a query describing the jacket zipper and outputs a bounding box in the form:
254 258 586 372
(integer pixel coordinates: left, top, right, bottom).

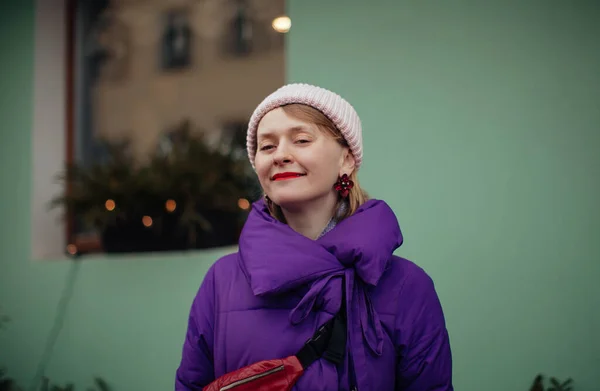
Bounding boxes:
219 365 285 391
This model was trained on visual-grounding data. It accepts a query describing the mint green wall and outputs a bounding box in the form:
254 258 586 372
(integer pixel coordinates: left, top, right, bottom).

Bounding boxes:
287 0 600 388
1 1 599 391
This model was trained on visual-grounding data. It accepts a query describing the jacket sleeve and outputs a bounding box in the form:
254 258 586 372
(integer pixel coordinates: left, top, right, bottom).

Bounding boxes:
395 265 453 391
176 266 217 390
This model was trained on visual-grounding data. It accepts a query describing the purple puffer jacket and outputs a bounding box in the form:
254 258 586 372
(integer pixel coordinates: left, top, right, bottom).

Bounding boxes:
175 199 453 390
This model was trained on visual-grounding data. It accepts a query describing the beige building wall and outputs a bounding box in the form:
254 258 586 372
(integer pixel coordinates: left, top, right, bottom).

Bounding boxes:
90 0 286 161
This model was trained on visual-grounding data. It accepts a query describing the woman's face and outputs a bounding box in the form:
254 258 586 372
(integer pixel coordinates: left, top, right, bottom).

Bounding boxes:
254 107 355 210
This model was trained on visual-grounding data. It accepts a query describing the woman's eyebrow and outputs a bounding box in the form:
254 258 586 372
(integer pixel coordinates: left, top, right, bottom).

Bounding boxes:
257 125 312 140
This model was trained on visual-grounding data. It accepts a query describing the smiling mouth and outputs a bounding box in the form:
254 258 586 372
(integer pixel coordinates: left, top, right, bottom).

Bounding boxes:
271 173 306 181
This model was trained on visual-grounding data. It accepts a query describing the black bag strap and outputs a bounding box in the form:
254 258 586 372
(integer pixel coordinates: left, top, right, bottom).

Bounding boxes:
295 312 347 368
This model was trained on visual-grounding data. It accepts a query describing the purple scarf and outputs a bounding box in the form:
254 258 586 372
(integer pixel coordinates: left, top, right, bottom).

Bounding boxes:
237 198 403 388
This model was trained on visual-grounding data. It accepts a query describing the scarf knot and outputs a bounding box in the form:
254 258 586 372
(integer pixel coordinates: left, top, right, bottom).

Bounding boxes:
237 198 403 389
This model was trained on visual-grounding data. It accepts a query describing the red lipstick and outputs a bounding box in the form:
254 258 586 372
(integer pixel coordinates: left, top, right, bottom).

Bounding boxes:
272 172 306 181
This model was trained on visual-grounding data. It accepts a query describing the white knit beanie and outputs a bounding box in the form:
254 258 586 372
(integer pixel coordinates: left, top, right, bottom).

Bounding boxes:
246 83 363 170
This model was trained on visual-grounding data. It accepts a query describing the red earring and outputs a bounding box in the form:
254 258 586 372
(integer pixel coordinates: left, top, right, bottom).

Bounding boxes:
334 174 354 198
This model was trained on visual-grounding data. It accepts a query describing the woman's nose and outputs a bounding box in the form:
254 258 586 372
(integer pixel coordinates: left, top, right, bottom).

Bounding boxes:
272 143 293 165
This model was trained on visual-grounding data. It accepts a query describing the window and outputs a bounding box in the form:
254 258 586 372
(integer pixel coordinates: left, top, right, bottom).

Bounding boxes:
32 0 288 258
221 0 286 57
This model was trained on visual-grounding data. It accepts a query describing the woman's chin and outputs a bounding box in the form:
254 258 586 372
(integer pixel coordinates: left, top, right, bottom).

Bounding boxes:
271 194 309 209
270 190 337 212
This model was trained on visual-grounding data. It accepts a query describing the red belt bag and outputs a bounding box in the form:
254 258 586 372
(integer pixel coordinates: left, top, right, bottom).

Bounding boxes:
203 313 346 391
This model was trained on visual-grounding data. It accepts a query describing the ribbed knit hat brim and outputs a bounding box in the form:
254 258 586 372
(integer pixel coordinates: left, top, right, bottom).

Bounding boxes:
246 83 363 170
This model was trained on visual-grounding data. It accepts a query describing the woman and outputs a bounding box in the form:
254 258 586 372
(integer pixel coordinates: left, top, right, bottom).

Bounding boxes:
176 83 453 390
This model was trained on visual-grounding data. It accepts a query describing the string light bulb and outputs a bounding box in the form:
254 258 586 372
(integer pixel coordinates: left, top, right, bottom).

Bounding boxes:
105 199 116 211
165 199 177 212
238 198 250 210
142 216 153 227
66 244 77 255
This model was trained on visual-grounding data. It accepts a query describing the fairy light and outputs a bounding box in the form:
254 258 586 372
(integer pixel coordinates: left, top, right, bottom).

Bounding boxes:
66 244 77 255
238 198 250 210
142 216 153 227
105 199 116 211
165 199 177 212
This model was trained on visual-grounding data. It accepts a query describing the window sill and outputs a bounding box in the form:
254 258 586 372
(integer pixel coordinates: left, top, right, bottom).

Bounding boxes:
34 244 239 263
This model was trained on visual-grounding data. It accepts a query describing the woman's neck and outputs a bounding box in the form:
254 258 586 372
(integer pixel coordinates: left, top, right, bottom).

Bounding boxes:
281 194 338 240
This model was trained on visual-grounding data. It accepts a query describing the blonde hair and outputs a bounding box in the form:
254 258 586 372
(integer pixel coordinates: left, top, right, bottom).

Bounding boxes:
263 103 368 222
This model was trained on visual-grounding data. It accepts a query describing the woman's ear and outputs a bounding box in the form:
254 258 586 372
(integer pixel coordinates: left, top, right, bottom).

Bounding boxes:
339 149 356 177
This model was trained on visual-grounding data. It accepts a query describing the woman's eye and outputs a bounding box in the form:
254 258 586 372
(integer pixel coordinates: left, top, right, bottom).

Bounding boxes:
296 139 310 144
260 145 274 151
